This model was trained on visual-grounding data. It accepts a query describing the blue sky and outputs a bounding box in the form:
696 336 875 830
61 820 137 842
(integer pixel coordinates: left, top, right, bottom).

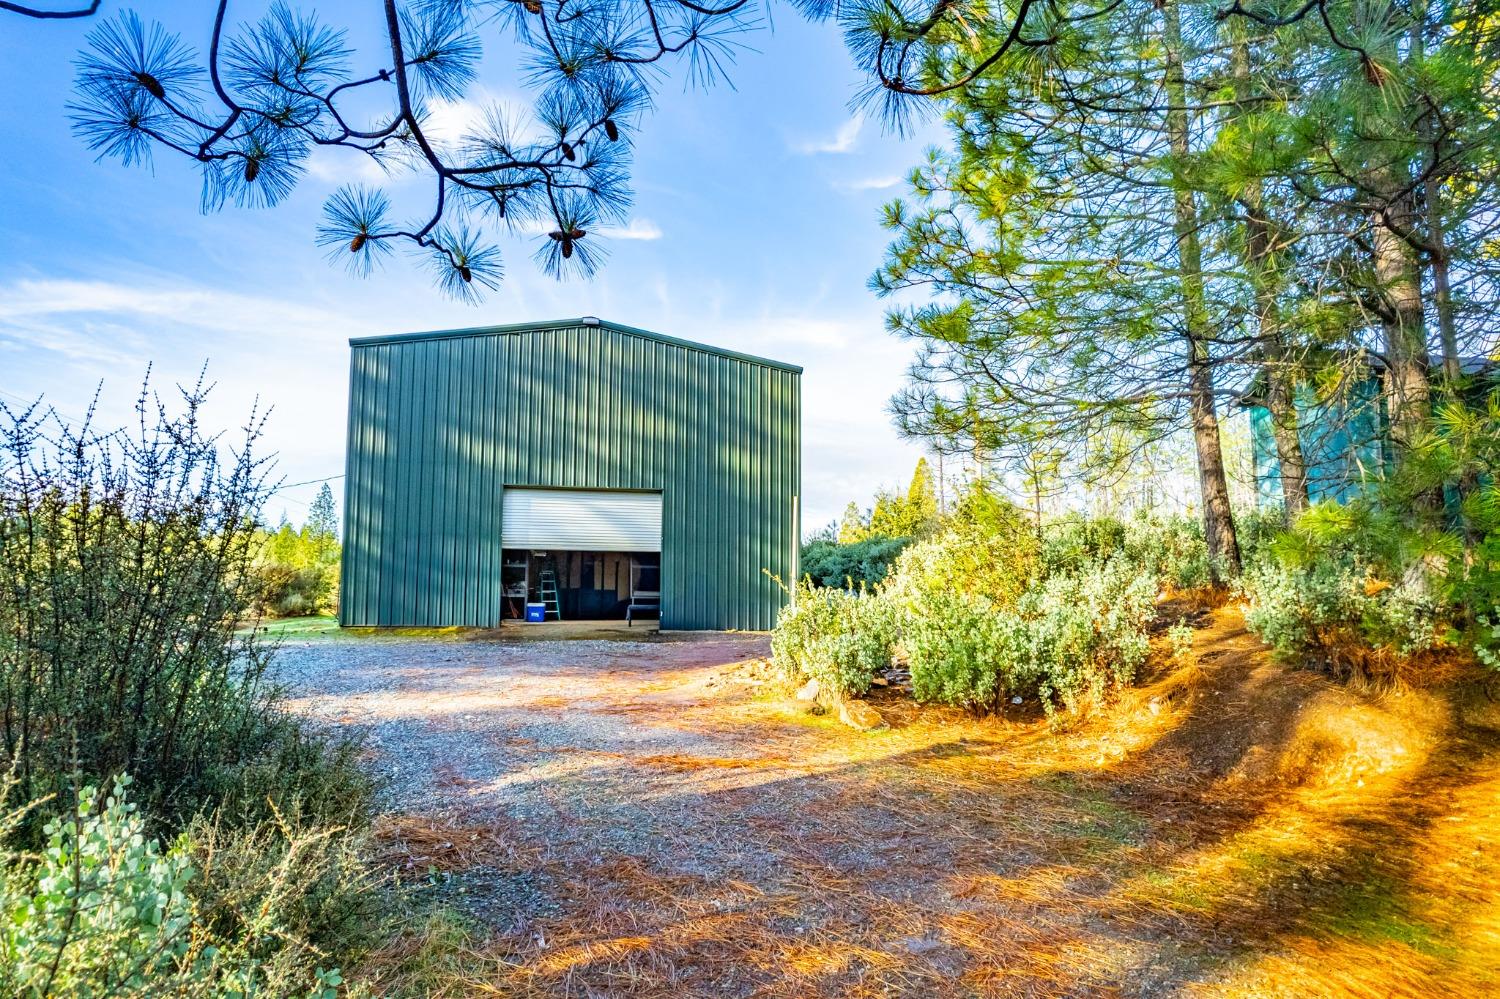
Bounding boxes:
0 3 938 531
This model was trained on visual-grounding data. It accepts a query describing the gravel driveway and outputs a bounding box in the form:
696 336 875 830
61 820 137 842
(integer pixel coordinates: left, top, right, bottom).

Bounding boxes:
277 633 771 831
269 619 1448 998
273 628 1193 997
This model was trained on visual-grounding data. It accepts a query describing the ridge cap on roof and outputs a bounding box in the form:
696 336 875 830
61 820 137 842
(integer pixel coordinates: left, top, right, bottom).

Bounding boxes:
348 317 802 374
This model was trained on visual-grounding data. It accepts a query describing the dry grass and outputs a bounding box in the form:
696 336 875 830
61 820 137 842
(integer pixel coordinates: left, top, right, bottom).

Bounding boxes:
371 813 541 874
336 607 1500 998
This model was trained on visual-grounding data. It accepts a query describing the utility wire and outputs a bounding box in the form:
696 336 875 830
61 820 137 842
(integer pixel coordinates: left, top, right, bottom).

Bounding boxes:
268 473 345 494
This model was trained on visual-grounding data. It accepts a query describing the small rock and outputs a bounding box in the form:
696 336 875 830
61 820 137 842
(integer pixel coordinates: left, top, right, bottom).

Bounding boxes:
839 698 886 731
871 676 890 687
899 934 944 955
1011 695 1023 705
795 678 820 702
1148 698 1162 716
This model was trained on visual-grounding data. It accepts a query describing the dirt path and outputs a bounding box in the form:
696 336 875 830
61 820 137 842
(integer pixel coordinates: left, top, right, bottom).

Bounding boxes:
277 610 1500 998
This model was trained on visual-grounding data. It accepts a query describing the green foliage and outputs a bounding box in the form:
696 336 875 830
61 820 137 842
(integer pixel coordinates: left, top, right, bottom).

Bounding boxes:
0 386 366 838
253 489 341 618
208 721 376 832
799 534 911 590
1166 622 1196 667
904 557 1157 715
900 590 1013 712
1235 393 1500 675
0 388 259 825
1233 507 1288 570
780 478 1159 716
185 806 383 976
0 776 345 999
1120 515 1216 591
1239 559 1441 676
835 458 941 543
1040 514 1127 575
1 776 198 997
1019 558 1158 710
883 499 1040 608
771 583 898 698
1238 500 1454 675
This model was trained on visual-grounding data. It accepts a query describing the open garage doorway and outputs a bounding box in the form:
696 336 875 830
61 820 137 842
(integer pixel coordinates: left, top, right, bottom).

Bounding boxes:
500 487 663 623
500 550 660 622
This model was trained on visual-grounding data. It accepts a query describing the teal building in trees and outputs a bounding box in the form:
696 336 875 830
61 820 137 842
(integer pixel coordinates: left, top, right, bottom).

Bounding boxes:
339 318 802 630
1243 377 1389 508
1242 358 1497 509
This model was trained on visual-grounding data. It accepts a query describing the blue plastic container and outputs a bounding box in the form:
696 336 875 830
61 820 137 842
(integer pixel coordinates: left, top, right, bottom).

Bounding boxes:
525 602 546 623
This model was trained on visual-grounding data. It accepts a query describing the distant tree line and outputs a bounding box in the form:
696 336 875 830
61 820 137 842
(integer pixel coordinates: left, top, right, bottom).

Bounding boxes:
251 482 340 618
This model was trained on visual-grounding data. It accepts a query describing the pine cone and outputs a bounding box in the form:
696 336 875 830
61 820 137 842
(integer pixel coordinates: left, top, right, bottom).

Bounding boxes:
134 71 165 99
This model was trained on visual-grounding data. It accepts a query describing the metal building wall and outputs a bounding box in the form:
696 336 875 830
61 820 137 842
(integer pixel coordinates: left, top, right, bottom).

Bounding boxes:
1245 378 1388 509
339 319 802 630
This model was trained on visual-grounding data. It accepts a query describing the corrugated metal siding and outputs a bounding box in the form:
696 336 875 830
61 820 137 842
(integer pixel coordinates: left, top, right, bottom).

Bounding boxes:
340 321 801 630
501 487 662 551
1246 378 1389 509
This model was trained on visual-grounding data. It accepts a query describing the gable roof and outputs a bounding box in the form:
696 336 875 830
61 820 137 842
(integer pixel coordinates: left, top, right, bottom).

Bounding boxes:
349 317 803 374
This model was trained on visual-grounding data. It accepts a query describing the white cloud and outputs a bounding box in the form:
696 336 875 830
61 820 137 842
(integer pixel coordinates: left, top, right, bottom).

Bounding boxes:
792 115 864 155
0 277 365 516
834 175 903 193
603 218 663 241
0 279 352 340
304 146 391 186
694 311 924 531
421 88 547 148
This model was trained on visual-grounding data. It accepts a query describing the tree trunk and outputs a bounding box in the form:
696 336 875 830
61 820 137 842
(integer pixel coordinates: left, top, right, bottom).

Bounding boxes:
1427 180 1461 384
1369 173 1433 461
1229 27 1310 522
1164 0 1242 579
1265 369 1310 518
1411 0 1461 385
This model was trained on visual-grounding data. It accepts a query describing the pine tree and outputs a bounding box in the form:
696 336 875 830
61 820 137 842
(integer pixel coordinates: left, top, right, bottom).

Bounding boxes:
906 458 938 526
873 0 1254 578
837 502 869 544
307 483 338 541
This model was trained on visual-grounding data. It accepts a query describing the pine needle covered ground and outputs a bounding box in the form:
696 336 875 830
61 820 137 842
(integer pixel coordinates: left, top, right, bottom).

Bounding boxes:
276 610 1500 997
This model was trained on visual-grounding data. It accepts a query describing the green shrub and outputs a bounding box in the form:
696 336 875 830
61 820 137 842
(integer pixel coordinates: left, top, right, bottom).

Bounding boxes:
186 807 384 975
883 513 1041 609
1239 552 1442 676
208 720 376 834
1120 515 1216 591
0 385 359 837
1040 514 1127 574
771 583 897 697
905 557 1157 715
1233 507 1287 570
1236 389 1500 674
903 590 1016 711
799 534 911 589
0 776 345 999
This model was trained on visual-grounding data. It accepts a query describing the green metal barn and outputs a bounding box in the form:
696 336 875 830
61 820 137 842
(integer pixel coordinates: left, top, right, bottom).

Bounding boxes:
338 318 802 631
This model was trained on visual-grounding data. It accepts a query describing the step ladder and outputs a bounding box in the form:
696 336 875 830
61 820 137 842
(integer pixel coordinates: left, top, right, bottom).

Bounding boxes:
538 568 562 621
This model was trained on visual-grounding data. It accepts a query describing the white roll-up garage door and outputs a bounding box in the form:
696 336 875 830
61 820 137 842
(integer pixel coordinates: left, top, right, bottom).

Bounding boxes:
502 488 662 552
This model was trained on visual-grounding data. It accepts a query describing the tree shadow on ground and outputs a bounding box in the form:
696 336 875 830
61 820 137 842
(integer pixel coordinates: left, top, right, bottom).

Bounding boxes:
345 608 1500 997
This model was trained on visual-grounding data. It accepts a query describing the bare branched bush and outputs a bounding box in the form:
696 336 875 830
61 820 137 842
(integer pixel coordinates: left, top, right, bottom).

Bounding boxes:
0 377 360 835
